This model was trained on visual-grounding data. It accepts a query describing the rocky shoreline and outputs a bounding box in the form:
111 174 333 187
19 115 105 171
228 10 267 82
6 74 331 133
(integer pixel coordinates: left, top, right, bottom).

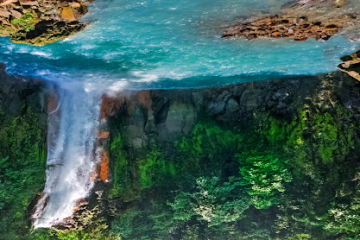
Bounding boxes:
0 0 90 45
222 0 359 42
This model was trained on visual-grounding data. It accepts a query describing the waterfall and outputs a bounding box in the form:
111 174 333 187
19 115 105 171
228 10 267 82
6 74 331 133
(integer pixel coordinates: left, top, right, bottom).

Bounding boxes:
33 83 101 228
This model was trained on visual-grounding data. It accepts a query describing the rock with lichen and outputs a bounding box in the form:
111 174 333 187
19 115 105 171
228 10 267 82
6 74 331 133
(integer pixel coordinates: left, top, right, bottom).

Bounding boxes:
0 0 91 45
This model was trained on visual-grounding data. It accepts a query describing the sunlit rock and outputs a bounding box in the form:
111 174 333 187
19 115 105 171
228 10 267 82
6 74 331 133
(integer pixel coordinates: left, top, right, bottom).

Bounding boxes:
222 0 358 42
0 0 91 45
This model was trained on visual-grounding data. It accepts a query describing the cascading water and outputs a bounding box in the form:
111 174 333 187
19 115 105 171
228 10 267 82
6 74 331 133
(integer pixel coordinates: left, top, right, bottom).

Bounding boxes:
33 83 101 228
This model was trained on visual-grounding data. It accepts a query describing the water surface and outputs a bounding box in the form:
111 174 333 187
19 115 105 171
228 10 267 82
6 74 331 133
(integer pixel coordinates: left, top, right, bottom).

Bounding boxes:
0 0 359 89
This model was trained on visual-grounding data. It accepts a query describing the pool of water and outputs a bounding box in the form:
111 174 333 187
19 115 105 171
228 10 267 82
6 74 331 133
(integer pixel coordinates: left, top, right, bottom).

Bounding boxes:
0 0 359 89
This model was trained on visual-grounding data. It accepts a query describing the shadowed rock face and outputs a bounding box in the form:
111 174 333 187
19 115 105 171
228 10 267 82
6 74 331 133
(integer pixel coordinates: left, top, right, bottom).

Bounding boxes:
101 71 360 155
222 0 359 42
0 0 90 45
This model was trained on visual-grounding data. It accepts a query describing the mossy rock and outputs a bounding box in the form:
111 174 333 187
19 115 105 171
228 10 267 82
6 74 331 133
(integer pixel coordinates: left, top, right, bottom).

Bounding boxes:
10 20 87 46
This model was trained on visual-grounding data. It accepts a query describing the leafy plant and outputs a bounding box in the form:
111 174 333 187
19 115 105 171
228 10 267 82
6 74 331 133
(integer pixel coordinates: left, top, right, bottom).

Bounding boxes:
169 176 250 226
237 152 292 209
11 13 36 32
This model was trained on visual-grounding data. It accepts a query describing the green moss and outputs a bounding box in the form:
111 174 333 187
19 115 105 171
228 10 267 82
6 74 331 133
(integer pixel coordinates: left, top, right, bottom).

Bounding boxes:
139 148 175 189
237 151 292 209
0 107 47 239
109 133 128 197
11 13 37 32
178 122 243 163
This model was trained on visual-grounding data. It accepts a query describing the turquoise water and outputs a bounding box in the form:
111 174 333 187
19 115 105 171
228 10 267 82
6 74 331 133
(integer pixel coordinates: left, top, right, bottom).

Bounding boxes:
0 0 359 89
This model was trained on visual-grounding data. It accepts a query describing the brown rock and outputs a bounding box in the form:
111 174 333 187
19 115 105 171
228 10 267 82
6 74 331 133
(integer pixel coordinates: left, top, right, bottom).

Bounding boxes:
10 9 21 18
0 0 17 6
19 0 38 6
97 131 109 139
271 31 280 37
61 7 75 21
294 36 308 41
69 1 80 8
335 0 346 6
0 9 10 17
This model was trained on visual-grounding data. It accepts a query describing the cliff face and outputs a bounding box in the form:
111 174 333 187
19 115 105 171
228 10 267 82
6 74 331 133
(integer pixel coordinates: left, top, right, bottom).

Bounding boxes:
102 71 358 153
3 67 360 239
93 71 360 239
0 64 49 239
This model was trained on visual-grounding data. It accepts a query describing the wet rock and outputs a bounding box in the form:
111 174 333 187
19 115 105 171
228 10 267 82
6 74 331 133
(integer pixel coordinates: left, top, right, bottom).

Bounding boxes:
0 0 90 45
222 0 358 42
226 98 239 113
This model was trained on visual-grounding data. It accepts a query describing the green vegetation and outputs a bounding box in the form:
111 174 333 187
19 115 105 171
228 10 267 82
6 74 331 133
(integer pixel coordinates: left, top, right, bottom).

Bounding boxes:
237 152 292 209
139 148 175 189
0 107 47 240
103 98 360 239
4 77 360 239
11 13 37 32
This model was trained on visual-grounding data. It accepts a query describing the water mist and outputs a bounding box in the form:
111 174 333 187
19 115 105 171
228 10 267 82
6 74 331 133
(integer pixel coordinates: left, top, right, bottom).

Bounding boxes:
33 84 101 228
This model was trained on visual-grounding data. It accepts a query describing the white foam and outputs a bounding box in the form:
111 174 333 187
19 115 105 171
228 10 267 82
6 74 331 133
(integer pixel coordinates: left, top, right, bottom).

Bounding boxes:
33 84 101 228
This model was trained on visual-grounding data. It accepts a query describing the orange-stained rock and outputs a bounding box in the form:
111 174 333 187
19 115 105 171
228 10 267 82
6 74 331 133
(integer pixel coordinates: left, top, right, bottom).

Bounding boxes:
61 7 76 21
100 151 109 182
97 131 109 139
73 198 87 213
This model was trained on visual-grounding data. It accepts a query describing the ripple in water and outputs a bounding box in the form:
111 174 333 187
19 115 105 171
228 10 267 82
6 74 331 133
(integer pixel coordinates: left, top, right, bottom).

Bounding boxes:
0 0 359 89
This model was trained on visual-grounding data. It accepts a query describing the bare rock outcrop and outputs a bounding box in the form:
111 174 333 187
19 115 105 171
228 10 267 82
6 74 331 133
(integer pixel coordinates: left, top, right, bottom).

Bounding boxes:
222 0 359 42
0 0 90 45
338 50 360 81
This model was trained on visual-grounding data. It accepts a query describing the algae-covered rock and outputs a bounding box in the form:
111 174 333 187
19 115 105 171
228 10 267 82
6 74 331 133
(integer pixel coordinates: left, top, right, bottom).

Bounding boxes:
0 0 90 45
10 20 86 46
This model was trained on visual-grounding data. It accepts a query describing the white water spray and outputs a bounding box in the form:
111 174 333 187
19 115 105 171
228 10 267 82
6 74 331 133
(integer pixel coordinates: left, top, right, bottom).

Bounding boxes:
33 84 101 228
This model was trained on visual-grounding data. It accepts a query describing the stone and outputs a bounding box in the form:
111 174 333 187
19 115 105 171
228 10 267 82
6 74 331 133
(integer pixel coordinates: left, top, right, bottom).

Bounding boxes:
61 7 76 21
97 132 109 139
0 0 17 6
69 1 80 8
226 98 239 113
221 0 357 43
19 0 39 6
9 9 21 18
0 9 10 17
